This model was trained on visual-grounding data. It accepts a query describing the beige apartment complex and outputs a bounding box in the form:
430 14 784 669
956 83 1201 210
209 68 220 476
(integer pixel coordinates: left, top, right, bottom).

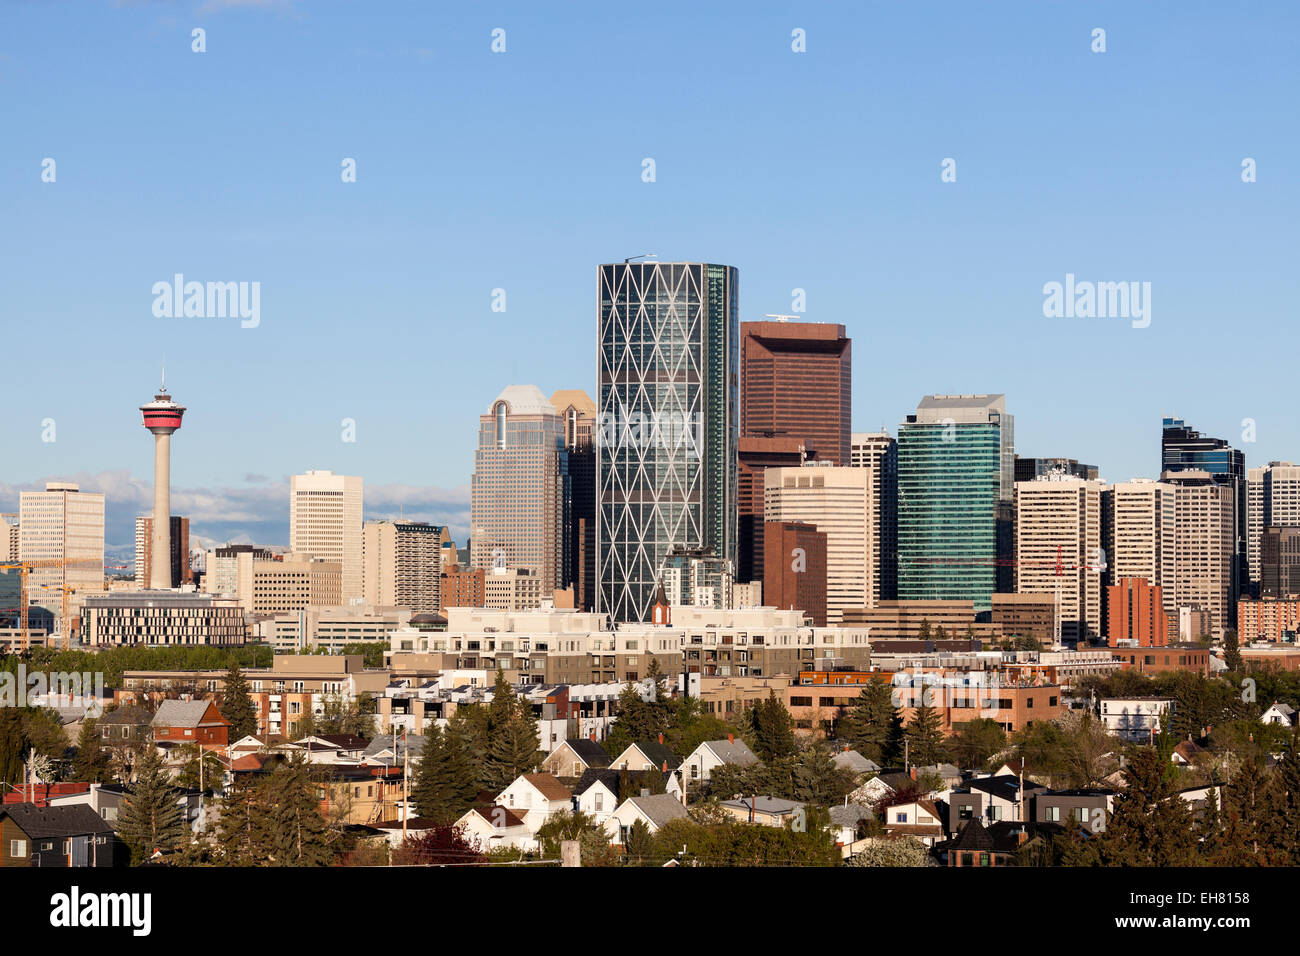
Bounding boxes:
1013 477 1104 643
249 555 342 614
764 463 875 624
134 515 191 589
362 520 450 613
1 514 18 562
387 604 869 686
19 481 105 623
289 470 363 605
1248 461 1300 590
483 566 546 611
470 385 565 590
1104 479 1177 622
1164 470 1235 638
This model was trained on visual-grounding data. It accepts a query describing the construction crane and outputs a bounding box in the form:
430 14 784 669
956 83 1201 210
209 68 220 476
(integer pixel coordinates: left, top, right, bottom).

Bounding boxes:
0 558 104 653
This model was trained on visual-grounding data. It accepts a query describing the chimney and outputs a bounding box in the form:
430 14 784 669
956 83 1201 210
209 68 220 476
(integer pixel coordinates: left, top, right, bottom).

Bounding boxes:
658 732 664 745
843 744 849 752
662 761 668 773
640 788 650 798
728 733 734 744
589 732 596 742
910 767 917 781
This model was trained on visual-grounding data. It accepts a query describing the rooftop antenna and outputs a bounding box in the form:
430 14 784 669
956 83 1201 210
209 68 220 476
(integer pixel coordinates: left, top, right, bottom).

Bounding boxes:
624 253 657 263
161 355 166 392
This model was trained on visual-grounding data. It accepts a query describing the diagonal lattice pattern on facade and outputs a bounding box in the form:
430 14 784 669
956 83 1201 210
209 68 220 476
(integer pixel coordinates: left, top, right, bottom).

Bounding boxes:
596 262 738 623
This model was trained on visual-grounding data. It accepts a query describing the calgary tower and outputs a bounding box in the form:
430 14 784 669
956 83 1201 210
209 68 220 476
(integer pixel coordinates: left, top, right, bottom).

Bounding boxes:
140 371 185 590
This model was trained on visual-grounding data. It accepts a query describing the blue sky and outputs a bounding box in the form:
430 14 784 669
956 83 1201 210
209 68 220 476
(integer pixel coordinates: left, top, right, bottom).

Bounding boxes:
1 0 1296 551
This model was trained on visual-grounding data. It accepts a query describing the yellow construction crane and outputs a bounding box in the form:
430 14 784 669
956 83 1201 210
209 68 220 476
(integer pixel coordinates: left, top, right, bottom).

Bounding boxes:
0 558 103 653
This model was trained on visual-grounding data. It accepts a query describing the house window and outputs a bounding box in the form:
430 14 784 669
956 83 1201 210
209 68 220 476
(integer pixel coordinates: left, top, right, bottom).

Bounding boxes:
979 852 990 867
41 841 54 851
594 793 603 812
1046 806 1061 821
10 839 26 857
958 805 973 820
896 811 908 823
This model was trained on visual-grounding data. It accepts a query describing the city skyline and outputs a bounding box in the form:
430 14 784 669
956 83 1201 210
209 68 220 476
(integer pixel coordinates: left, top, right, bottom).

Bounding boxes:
3 2 1297 558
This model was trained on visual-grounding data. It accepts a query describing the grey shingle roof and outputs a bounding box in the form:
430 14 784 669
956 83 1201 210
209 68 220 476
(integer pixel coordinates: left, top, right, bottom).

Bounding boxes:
703 739 758 766
564 738 612 767
1 803 116 838
832 750 879 774
152 699 219 729
720 796 804 817
829 803 872 827
627 793 689 828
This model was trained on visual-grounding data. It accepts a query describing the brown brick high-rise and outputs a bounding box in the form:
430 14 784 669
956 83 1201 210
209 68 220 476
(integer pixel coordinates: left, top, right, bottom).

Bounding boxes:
741 321 851 465
1107 577 1168 647
739 321 850 582
763 520 828 626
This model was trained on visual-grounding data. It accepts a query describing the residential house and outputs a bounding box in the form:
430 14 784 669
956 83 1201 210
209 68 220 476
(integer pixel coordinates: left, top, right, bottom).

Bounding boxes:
916 763 962 789
1033 788 1114 832
456 805 534 851
937 819 1065 867
319 767 405 825
362 733 427 768
832 749 879 778
828 803 872 846
48 783 208 833
1099 697 1174 742
96 704 153 746
1262 702 1297 728
680 736 759 787
1172 739 1208 767
152 699 231 753
0 804 123 867
609 738 681 774
572 768 677 826
541 738 612 779
947 775 1047 830
495 773 573 834
718 796 805 828
604 792 690 845
880 799 944 845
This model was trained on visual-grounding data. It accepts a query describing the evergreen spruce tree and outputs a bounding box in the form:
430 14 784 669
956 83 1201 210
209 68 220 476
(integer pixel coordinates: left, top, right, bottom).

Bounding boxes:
836 681 902 764
71 718 113 784
1086 747 1196 866
412 725 478 823
904 700 946 767
116 747 186 864
220 659 259 742
751 691 796 762
251 754 336 866
487 695 541 791
213 773 261 866
1223 628 1243 674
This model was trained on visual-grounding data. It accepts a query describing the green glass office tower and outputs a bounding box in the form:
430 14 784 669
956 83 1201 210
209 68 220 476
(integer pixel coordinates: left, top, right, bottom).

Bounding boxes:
596 261 739 623
897 394 1014 611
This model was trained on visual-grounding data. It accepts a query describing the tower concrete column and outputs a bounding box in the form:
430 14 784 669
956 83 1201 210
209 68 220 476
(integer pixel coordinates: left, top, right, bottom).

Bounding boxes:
141 379 185 591
151 431 171 590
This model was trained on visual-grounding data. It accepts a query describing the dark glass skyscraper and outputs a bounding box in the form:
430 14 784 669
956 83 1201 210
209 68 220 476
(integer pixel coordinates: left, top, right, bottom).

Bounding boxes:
596 261 739 623
897 394 1014 611
1161 416 1246 598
